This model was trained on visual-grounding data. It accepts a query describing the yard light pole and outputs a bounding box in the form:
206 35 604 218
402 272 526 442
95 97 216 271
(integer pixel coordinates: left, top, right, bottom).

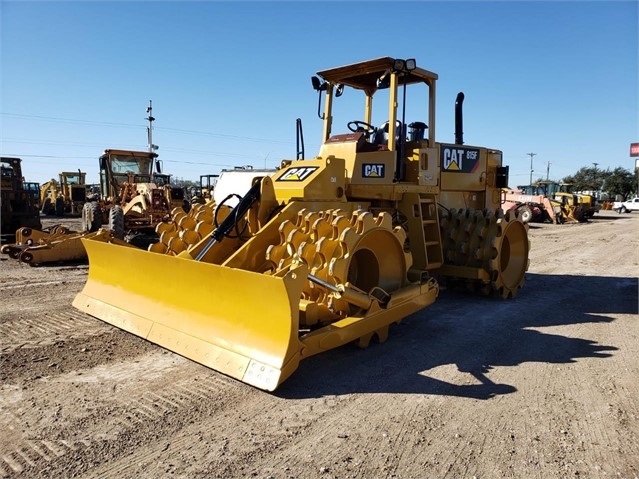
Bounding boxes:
527 152 536 184
146 100 158 154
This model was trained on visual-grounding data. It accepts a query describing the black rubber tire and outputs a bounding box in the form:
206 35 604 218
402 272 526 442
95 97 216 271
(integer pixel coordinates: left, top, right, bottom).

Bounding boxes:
41 197 52 215
517 205 533 224
108 205 125 240
55 197 65 217
82 202 102 232
573 206 587 222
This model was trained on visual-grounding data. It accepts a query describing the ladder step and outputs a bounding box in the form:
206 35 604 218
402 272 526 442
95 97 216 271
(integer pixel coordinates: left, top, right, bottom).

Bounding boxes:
425 262 443 270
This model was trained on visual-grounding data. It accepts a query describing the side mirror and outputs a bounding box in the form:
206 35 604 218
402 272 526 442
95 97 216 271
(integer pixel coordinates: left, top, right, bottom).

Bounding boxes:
155 160 162 174
311 76 327 119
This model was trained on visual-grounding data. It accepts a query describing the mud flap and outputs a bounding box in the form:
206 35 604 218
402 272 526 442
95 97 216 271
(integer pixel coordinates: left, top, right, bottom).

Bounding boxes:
72 238 307 391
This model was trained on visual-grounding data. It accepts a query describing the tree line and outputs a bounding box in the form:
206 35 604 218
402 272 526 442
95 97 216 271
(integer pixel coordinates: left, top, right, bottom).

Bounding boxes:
530 166 638 200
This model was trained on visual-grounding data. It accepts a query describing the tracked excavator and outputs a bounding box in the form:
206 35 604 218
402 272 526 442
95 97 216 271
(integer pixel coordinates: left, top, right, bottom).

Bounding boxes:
73 57 530 391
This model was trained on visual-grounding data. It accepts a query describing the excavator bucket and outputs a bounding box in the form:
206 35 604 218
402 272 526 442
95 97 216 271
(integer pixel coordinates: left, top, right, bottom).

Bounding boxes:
72 236 308 391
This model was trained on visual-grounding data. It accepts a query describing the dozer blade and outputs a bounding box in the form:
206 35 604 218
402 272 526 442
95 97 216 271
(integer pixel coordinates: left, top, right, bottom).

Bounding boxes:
72 237 307 391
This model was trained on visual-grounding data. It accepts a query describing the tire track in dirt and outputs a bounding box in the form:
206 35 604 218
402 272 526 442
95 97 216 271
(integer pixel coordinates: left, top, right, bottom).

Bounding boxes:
0 273 86 316
569 326 639 478
1 356 233 478
71 386 349 478
0 308 110 353
0 277 86 291
0 440 91 478
2 351 346 479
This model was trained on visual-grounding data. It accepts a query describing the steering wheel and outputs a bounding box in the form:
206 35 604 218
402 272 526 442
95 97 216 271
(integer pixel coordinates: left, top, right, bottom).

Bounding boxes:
347 120 377 135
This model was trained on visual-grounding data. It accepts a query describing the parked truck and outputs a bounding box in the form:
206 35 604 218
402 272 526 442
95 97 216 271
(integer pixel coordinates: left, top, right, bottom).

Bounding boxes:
613 197 639 213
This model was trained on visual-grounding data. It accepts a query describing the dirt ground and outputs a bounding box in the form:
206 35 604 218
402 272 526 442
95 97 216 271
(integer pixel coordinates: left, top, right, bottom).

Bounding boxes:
1 211 638 479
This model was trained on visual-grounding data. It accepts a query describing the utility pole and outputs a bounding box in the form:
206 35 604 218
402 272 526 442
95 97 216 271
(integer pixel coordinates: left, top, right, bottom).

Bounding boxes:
546 161 551 180
527 152 536 185
146 100 158 154
593 162 599 191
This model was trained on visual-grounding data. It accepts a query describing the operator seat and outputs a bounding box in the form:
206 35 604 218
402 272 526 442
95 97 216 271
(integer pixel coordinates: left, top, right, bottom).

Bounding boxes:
373 120 404 148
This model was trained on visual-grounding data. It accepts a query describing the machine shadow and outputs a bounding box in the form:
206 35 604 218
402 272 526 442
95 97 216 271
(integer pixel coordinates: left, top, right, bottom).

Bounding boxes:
277 273 636 399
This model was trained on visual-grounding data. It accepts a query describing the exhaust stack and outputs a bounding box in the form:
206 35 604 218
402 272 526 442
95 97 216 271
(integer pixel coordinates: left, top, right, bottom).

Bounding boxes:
455 92 464 145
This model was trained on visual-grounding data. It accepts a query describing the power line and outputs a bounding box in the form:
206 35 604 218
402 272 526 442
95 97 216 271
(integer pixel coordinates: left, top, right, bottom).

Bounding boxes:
4 154 94 160
1 112 141 129
1 111 294 145
2 137 277 161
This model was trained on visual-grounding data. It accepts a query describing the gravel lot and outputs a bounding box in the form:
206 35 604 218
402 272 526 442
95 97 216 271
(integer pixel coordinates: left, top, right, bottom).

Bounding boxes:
1 210 638 479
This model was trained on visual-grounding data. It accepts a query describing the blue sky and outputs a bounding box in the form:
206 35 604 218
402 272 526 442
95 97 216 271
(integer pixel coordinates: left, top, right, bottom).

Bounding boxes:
1 1 637 185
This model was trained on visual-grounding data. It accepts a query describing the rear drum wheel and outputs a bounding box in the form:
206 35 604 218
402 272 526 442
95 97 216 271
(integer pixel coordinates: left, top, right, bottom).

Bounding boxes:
439 208 530 298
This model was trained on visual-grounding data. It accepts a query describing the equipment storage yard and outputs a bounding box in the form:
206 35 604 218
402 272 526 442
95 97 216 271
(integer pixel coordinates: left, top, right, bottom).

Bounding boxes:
0 211 637 479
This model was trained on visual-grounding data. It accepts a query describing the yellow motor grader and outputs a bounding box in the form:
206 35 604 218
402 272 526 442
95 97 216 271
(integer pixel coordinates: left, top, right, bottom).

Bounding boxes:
40 170 88 217
81 149 187 243
73 57 530 391
1 149 187 265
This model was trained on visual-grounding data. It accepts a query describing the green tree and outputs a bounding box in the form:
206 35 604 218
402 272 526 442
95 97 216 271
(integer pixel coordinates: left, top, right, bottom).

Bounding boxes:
171 178 199 189
601 167 637 200
561 166 603 191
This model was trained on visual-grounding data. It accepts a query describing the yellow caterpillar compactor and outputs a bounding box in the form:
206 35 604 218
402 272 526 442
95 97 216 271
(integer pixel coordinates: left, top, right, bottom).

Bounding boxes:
73 57 530 391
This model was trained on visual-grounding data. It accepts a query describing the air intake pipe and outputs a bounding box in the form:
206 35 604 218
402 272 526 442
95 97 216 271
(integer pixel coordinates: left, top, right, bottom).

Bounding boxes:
455 92 464 145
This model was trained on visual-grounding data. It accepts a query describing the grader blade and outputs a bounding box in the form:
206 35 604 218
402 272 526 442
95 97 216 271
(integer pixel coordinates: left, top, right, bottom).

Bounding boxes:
1 228 117 266
72 237 307 391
